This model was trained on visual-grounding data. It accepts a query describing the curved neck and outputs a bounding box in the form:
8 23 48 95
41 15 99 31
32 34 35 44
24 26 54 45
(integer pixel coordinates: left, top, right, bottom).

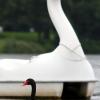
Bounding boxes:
31 82 36 99
47 0 80 50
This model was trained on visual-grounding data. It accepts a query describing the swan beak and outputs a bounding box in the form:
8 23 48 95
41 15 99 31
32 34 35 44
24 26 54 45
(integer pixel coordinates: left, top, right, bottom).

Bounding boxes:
23 80 28 86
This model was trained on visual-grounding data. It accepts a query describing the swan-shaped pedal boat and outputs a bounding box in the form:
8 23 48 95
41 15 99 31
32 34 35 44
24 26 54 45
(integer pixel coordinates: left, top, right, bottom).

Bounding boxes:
0 0 96 98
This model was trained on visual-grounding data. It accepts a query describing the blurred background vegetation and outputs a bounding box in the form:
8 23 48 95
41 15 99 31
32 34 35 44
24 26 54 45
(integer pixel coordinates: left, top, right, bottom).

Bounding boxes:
0 0 100 54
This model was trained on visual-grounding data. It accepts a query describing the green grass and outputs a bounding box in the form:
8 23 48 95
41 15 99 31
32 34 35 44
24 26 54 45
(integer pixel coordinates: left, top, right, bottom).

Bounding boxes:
0 32 99 54
0 32 55 54
0 32 38 42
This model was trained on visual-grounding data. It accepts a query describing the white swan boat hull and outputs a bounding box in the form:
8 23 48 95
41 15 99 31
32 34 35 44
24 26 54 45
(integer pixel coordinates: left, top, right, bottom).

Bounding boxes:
0 81 96 98
0 47 96 98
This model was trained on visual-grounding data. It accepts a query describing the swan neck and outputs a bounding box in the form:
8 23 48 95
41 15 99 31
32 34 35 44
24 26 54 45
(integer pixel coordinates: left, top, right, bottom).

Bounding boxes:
47 0 81 50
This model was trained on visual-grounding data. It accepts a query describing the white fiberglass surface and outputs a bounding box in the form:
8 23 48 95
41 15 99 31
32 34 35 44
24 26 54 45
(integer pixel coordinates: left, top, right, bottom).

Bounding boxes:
0 83 63 97
0 46 96 82
0 59 29 71
47 0 82 51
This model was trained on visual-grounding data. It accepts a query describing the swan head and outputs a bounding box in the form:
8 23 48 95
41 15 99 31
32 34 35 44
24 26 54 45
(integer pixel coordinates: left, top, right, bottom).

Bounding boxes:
23 78 35 86
23 78 36 99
